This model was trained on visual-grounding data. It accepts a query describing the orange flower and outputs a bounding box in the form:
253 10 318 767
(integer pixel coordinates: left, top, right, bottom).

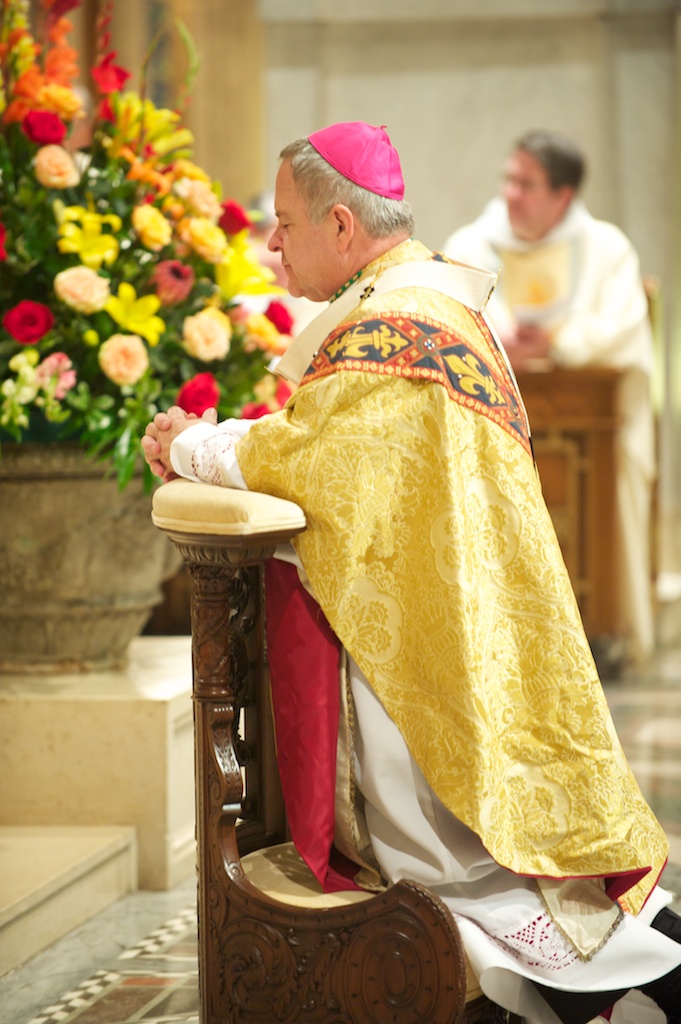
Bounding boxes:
44 16 79 85
3 67 42 124
3 97 33 125
124 152 171 195
161 196 186 221
171 159 210 184
12 65 43 101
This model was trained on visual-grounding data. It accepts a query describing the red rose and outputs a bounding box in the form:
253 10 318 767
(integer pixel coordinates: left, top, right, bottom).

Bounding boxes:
0 223 6 261
21 110 67 145
219 199 253 236
2 300 55 344
241 379 292 419
264 300 294 336
240 401 270 420
177 373 220 416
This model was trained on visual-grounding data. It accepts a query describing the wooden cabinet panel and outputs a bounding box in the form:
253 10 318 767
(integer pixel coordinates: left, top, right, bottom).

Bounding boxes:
515 367 622 640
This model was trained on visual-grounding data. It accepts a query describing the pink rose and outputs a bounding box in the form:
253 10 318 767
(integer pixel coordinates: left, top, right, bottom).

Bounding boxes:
54 266 111 313
22 111 67 146
177 373 220 416
2 300 55 343
34 144 80 188
98 334 149 386
35 352 77 398
0 223 6 260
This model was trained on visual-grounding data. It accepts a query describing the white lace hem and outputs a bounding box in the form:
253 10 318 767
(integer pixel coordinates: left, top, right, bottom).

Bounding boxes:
491 911 580 971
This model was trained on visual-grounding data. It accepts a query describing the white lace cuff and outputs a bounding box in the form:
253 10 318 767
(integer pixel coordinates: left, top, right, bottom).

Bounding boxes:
191 432 241 487
170 419 251 489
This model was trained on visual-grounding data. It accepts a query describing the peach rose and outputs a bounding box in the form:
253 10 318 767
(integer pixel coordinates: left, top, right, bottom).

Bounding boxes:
54 266 111 313
184 217 228 264
98 333 149 386
34 144 80 189
174 178 222 221
182 307 232 362
132 204 172 252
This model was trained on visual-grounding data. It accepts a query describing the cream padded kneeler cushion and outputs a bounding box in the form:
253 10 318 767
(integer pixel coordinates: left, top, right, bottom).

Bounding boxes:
151 478 306 537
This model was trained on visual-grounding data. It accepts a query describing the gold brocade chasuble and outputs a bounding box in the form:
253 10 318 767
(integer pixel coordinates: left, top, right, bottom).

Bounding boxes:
236 240 667 915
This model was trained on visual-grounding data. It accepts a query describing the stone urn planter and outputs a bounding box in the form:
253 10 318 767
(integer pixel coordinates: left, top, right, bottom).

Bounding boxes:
0 442 181 673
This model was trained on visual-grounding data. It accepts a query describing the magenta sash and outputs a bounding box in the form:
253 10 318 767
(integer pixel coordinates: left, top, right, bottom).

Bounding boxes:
264 558 361 891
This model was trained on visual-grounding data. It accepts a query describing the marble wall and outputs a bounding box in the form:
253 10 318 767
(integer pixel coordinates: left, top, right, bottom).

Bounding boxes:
257 0 681 563
258 2 676 269
70 0 681 560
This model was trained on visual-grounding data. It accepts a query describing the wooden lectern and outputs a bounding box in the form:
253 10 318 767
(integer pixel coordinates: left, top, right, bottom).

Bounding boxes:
514 366 622 643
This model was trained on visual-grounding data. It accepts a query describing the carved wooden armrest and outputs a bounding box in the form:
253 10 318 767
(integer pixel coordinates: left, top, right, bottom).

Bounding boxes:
151 477 305 854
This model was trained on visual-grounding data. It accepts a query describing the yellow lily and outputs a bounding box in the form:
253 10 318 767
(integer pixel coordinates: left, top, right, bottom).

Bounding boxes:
107 92 186 159
151 129 194 159
138 100 182 142
57 206 122 269
105 282 166 346
104 93 143 157
215 231 283 301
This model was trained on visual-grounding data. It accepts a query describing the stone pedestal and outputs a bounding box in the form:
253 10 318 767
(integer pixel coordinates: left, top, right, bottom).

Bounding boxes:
0 637 195 890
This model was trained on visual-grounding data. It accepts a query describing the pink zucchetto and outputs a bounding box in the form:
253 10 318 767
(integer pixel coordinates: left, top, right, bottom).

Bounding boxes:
307 122 405 200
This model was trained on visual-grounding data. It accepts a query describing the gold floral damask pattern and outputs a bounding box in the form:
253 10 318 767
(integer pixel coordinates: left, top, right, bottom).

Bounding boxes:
236 245 668 915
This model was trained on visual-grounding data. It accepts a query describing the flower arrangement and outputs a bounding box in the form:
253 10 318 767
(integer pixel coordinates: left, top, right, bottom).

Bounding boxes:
0 0 292 486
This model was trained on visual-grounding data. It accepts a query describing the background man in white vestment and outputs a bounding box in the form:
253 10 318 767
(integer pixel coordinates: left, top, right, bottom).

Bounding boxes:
143 122 681 1024
442 130 655 668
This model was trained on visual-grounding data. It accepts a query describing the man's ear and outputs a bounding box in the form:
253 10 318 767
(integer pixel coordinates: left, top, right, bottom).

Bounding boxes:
330 204 354 252
555 185 575 218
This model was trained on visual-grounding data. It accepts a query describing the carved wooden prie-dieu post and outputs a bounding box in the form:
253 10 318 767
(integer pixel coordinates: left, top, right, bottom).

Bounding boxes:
152 479 514 1024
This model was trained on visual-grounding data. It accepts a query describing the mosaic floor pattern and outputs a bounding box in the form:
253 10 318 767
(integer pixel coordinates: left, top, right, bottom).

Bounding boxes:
26 908 198 1024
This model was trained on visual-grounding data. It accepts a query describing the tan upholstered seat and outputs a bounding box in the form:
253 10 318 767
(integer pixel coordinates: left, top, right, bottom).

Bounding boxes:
242 840 486 1004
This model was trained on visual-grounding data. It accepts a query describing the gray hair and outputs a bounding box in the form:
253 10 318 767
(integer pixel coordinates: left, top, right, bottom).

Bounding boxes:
280 137 415 239
513 130 585 192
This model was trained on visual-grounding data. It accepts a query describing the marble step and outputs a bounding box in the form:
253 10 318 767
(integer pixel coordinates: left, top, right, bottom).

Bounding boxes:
0 825 137 977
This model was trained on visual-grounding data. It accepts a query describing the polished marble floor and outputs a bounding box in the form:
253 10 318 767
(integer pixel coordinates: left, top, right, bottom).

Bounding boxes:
3 602 681 1024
